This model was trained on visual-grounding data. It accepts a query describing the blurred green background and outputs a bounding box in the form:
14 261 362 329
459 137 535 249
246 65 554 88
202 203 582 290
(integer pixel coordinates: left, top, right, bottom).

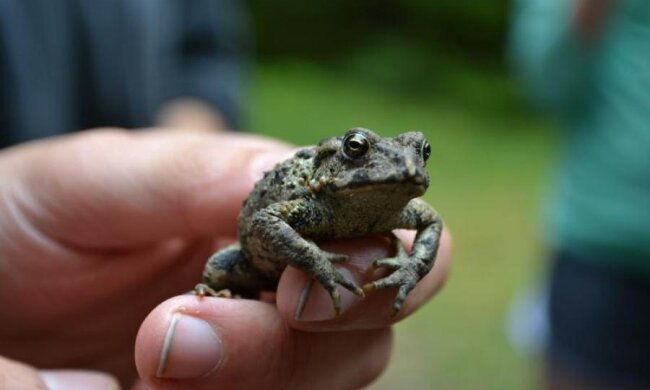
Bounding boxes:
247 1 556 388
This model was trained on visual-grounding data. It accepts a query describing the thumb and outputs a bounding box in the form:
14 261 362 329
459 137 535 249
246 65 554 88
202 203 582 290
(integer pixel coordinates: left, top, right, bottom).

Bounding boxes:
0 356 118 390
1 129 292 249
135 296 392 390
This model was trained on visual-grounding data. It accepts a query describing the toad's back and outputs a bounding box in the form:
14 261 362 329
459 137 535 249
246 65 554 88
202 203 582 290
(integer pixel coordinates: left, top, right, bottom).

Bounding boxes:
238 148 316 233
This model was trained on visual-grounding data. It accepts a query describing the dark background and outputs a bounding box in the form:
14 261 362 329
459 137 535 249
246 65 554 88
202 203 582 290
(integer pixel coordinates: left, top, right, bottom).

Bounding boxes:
250 1 510 62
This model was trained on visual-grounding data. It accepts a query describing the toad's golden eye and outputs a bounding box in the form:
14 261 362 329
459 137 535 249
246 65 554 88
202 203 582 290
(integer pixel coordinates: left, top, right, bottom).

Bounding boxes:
421 140 431 162
343 132 370 158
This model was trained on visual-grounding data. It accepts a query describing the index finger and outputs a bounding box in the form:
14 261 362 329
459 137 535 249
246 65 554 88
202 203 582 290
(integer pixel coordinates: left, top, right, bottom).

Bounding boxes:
276 228 452 331
3 129 292 249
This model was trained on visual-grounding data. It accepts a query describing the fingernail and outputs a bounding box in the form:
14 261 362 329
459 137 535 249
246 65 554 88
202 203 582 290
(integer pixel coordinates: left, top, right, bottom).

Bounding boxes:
297 268 361 322
156 313 223 379
40 371 119 390
249 150 296 181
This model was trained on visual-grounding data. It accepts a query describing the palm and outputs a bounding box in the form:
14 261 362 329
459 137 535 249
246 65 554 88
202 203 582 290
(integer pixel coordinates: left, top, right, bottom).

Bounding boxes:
0 233 214 385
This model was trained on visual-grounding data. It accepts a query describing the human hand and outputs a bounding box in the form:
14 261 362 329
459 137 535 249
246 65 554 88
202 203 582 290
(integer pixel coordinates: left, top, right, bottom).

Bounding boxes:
0 129 452 389
135 230 451 390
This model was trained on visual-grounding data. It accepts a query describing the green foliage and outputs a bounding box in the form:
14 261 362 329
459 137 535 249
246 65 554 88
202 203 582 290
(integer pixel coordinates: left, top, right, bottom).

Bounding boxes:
247 0 512 64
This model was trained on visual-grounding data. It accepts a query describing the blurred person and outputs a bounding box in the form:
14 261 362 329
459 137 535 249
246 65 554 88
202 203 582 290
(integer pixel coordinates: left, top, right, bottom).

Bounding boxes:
0 1 453 389
0 0 247 144
510 0 650 388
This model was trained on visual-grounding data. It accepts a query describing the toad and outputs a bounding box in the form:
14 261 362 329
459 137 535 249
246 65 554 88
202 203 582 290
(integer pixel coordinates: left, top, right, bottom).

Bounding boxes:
195 128 443 318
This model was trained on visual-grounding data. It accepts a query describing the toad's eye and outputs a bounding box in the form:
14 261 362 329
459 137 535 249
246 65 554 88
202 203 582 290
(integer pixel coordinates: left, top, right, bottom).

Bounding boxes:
343 132 370 158
421 140 431 162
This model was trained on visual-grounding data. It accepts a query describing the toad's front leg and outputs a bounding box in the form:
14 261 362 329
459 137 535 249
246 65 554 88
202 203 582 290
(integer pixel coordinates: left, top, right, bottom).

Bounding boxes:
364 198 443 315
248 199 364 317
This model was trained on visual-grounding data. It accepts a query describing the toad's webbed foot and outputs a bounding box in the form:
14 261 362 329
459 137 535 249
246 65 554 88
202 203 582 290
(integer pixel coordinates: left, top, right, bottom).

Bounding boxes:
295 249 364 319
363 234 428 316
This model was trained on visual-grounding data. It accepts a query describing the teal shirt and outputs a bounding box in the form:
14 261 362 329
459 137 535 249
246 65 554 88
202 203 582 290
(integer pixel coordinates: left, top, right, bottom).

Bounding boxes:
510 0 650 270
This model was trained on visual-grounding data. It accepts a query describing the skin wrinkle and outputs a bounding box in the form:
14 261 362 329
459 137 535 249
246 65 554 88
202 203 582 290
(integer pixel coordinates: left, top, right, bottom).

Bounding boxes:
8 134 123 251
36 247 167 320
0 188 98 321
1 178 70 265
93 240 199 306
269 320 298 390
119 240 208 306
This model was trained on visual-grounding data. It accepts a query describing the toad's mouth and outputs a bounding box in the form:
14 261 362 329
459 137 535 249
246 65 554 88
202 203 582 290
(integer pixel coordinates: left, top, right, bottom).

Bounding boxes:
331 179 427 197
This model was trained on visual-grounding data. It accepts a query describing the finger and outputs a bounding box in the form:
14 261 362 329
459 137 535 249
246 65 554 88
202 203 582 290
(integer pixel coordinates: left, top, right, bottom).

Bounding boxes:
1 129 292 248
276 228 453 331
135 296 392 390
0 356 118 390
